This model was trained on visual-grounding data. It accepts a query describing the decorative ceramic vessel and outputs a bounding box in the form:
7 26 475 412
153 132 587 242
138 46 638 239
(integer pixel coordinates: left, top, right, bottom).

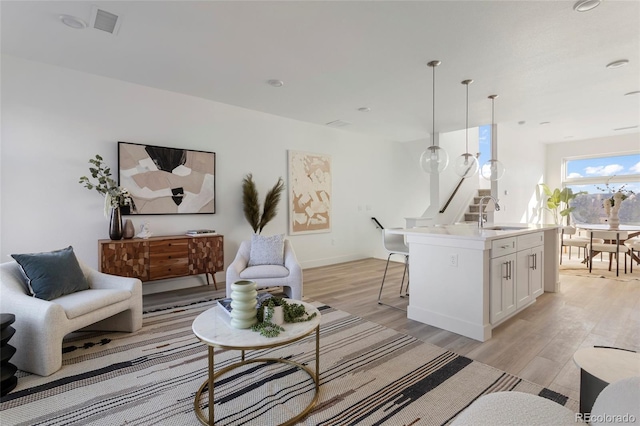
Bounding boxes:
109 206 123 240
264 305 285 325
608 209 620 230
123 219 135 239
229 280 258 329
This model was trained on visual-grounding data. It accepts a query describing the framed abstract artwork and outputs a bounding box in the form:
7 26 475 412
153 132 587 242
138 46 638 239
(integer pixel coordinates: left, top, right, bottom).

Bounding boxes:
288 150 332 234
118 141 216 215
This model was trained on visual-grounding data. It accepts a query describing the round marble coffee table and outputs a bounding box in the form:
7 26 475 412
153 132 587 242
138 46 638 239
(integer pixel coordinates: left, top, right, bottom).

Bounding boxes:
573 346 640 414
192 300 321 425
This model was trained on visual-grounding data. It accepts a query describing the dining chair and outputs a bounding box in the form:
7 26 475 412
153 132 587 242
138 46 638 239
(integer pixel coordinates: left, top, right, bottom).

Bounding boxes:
560 226 602 265
587 230 629 276
624 237 640 273
377 228 409 309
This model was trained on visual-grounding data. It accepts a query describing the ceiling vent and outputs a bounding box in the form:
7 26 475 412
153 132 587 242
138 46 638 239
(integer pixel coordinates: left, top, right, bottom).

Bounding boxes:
90 6 122 35
325 120 352 128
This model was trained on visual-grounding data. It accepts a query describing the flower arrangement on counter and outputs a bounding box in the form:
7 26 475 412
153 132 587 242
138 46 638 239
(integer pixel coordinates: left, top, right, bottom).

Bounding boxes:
79 154 136 218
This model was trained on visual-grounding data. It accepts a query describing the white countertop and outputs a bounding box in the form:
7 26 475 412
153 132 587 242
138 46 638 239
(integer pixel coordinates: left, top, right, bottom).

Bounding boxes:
388 223 559 242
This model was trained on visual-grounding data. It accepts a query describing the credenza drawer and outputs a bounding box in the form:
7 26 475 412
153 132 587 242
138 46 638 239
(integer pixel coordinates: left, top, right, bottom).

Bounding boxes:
148 239 189 280
149 239 189 256
149 260 189 280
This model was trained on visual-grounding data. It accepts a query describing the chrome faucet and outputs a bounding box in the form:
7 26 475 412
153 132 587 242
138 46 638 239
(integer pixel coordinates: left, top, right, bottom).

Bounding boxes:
478 196 501 228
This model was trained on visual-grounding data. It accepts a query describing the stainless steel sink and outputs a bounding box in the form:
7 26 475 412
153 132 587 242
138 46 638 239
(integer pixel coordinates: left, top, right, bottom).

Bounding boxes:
484 225 529 231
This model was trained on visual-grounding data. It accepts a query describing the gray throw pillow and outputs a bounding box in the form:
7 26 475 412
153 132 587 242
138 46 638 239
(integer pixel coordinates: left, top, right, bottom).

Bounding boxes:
11 246 89 301
248 234 285 266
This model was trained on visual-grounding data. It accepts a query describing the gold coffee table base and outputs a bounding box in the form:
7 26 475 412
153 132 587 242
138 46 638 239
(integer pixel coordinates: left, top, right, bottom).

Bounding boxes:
192 302 321 426
193 322 320 426
194 356 319 426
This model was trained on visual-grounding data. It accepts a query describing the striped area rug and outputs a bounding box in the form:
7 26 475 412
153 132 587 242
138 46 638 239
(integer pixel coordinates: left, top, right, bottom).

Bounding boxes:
0 298 577 425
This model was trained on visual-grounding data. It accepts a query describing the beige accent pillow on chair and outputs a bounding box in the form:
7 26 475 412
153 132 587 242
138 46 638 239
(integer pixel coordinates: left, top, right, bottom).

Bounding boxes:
248 234 285 266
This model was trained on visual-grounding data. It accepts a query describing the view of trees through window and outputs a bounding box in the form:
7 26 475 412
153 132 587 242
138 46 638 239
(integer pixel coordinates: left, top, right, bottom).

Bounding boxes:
563 154 640 225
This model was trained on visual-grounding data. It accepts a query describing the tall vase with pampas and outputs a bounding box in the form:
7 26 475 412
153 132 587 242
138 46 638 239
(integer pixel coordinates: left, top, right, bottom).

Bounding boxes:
242 174 284 234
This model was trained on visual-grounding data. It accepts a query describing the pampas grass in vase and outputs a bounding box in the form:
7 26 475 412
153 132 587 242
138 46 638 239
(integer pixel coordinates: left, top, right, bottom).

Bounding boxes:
242 174 284 234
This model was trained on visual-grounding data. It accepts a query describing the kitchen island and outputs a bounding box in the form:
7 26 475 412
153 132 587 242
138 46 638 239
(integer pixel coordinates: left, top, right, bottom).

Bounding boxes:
389 223 560 341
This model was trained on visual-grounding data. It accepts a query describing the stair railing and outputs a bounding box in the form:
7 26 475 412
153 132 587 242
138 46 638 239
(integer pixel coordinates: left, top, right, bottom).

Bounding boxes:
371 217 384 229
440 153 480 214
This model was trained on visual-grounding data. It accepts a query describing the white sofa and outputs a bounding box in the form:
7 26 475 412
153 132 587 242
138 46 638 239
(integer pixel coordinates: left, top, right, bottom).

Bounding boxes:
226 239 302 300
0 259 142 376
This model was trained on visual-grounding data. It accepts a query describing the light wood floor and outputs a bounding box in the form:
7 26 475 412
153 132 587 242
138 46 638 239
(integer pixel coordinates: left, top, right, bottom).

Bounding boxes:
144 254 640 402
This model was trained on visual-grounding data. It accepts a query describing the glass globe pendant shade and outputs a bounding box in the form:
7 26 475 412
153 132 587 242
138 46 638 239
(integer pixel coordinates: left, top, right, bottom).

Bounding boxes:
454 153 480 178
481 159 506 181
420 145 449 174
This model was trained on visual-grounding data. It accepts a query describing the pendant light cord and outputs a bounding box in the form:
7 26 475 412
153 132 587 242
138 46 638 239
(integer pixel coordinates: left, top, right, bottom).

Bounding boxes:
432 64 436 147
465 82 469 153
427 60 440 148
491 95 495 161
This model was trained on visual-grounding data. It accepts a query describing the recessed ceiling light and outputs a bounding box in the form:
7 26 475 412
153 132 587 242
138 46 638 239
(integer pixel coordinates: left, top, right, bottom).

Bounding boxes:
59 14 87 29
326 120 352 128
624 91 640 96
358 107 371 112
267 79 284 87
573 0 601 12
606 59 629 69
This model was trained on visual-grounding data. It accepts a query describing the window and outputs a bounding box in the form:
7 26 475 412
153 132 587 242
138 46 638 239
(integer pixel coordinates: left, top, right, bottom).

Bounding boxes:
563 153 640 225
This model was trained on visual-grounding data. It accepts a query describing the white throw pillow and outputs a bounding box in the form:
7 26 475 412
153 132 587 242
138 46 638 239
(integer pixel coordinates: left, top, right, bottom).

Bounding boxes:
248 234 285 266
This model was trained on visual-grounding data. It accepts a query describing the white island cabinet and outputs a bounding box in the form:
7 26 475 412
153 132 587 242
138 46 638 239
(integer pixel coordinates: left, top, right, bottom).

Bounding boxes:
388 224 559 342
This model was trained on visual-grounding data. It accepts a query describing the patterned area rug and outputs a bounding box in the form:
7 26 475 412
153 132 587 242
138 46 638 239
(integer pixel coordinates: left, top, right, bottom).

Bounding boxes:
0 298 577 425
560 256 640 281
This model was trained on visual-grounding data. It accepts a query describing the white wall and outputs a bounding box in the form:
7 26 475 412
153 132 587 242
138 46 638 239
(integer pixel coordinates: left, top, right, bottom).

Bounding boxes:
0 55 429 293
493 123 547 224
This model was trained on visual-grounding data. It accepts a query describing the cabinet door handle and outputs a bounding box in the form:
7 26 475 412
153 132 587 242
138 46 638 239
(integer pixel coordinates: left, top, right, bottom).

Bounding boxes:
504 260 512 280
500 245 510 249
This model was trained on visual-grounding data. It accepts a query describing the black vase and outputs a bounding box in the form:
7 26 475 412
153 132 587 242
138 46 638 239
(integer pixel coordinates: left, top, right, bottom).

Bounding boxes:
109 206 123 240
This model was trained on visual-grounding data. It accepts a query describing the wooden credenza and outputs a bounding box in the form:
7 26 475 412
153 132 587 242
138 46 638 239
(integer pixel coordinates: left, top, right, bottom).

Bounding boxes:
98 234 224 287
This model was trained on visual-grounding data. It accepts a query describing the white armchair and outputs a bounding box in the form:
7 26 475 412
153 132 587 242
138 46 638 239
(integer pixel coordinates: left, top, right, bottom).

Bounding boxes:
0 259 142 376
226 239 303 300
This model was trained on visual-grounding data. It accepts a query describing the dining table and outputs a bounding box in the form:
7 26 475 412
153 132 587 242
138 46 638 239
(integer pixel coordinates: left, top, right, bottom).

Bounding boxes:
575 224 640 265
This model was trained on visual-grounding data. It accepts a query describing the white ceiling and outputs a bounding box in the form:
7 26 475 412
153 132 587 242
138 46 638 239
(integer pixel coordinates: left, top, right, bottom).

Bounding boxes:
2 1 639 143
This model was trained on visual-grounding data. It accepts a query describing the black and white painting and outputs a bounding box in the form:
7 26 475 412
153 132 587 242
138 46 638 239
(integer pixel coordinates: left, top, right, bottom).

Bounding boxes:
118 141 215 214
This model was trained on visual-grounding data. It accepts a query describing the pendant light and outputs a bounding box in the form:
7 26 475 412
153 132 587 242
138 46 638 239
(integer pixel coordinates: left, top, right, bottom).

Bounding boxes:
419 60 449 174
481 95 506 181
453 79 479 178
